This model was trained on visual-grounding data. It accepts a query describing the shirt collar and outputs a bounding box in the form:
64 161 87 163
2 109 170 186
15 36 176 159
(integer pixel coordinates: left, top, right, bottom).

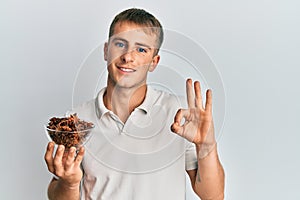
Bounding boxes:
95 87 110 119
136 86 157 113
95 86 159 119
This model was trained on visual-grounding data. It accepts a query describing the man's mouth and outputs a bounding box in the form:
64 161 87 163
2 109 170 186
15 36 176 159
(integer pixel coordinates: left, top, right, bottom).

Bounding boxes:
117 67 136 73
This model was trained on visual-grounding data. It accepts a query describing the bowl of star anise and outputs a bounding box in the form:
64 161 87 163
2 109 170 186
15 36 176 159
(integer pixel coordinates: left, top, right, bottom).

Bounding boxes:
45 113 94 150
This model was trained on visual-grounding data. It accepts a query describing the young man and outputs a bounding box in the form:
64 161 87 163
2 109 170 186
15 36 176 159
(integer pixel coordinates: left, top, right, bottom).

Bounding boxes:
44 8 225 200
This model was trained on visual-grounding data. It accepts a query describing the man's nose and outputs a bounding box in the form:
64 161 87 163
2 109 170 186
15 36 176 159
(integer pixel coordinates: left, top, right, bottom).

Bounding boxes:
121 49 135 63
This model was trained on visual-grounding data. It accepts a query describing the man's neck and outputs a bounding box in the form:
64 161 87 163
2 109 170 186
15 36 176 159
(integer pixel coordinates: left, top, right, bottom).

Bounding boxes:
103 83 147 123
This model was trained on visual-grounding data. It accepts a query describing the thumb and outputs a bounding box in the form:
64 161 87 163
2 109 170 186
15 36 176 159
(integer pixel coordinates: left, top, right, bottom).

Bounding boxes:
171 122 183 135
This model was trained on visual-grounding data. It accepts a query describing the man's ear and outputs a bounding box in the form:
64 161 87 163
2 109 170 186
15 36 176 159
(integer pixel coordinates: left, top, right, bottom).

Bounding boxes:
104 42 108 61
149 54 160 72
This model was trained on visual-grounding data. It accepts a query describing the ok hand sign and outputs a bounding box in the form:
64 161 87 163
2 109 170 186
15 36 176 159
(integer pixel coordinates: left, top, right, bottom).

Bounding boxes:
171 79 215 146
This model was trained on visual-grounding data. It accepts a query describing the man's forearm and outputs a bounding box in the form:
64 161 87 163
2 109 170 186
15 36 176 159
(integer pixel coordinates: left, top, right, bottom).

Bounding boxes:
48 178 80 200
194 145 225 200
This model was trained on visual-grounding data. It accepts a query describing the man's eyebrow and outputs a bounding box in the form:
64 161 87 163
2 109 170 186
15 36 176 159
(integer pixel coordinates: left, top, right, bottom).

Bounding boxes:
111 37 153 49
135 42 152 49
111 37 128 43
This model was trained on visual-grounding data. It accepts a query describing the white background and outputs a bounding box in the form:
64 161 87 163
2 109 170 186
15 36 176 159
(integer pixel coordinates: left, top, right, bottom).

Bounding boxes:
1 0 300 199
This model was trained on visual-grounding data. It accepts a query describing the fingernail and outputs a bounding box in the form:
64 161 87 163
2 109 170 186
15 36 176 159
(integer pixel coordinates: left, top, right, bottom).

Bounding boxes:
79 147 85 153
58 145 64 151
70 147 75 153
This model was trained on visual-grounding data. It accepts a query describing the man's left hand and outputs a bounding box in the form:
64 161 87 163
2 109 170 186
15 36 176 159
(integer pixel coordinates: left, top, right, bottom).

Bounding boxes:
171 79 215 146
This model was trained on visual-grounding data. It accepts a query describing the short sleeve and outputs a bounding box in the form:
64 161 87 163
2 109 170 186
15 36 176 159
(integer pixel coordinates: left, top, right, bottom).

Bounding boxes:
185 141 198 170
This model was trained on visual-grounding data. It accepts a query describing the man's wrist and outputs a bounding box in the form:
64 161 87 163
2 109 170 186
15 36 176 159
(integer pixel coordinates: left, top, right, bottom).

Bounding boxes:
57 179 81 191
196 142 217 159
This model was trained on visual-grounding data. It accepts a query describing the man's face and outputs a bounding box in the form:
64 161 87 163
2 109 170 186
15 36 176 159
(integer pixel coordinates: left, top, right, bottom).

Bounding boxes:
104 22 160 89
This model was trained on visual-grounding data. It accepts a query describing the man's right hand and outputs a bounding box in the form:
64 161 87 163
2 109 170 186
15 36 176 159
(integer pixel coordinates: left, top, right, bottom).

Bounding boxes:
44 142 84 188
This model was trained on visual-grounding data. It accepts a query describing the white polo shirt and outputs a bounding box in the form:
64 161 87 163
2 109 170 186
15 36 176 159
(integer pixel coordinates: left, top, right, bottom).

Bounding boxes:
70 86 197 200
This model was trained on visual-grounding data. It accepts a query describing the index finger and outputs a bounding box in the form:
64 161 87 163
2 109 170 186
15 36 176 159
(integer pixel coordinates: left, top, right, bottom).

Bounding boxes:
74 146 85 168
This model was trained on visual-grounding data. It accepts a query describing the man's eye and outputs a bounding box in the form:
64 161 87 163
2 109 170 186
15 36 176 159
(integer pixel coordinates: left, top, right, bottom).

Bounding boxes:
137 47 147 53
115 42 125 48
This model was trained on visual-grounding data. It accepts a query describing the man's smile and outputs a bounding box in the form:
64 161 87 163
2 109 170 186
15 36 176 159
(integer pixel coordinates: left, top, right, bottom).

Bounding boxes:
117 66 136 73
